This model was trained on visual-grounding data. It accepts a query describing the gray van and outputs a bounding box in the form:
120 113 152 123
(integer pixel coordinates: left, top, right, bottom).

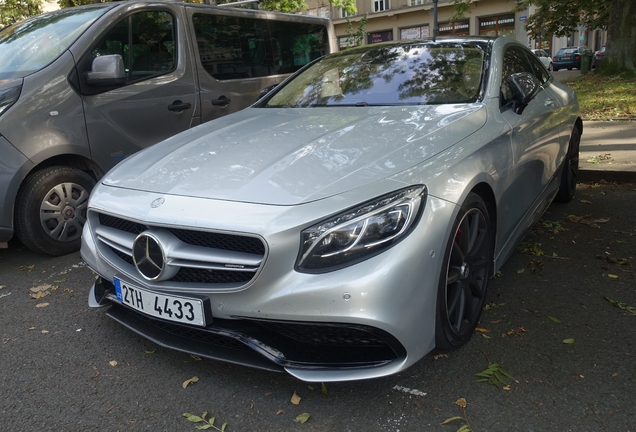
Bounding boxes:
0 1 335 255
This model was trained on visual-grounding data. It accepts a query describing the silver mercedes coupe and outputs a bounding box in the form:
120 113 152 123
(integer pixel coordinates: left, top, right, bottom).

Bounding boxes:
81 37 582 382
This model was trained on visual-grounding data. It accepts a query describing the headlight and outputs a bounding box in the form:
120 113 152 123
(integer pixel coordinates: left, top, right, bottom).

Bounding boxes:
296 185 427 273
0 85 21 117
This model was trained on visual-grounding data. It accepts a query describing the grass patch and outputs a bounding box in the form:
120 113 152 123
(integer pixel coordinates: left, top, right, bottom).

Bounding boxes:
564 71 636 119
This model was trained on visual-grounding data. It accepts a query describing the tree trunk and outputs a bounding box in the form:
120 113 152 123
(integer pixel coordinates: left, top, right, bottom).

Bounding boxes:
603 0 636 71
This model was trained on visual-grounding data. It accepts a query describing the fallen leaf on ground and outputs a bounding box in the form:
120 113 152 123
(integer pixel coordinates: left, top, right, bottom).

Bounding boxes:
109 360 118 367
182 376 199 389
580 199 592 204
294 413 310 423
549 316 561 323
19 265 35 272
321 382 328 398
0 285 6 290
291 391 301 405
276 409 284 415
35 303 49 308
455 398 467 408
608 274 619 279
474 327 490 333
563 338 575 344
41 330 49 334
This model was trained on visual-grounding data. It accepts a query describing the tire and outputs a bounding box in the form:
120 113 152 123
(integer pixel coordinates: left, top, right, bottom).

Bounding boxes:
555 127 581 203
15 166 96 256
435 193 493 349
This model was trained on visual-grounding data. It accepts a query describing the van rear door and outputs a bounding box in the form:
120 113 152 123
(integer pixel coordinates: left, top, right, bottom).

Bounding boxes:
75 5 199 172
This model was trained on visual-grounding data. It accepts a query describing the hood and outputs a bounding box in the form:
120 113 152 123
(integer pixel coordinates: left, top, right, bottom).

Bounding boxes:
103 105 487 205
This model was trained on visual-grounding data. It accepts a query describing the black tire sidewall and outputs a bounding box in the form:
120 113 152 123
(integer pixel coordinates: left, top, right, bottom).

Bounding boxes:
435 193 493 350
15 167 95 256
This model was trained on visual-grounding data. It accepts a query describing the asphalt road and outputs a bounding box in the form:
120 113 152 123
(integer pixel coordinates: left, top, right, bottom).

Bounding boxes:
1 174 635 431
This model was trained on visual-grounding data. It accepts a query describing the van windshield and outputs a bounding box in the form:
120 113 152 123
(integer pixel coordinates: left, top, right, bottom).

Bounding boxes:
0 5 110 81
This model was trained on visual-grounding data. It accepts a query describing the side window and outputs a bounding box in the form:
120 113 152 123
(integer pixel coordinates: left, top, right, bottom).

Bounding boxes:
192 14 273 80
192 14 329 80
526 52 550 84
266 21 329 74
501 47 536 105
91 11 176 83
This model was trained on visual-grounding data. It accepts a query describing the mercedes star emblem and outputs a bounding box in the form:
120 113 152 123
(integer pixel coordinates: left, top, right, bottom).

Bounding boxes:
132 232 165 280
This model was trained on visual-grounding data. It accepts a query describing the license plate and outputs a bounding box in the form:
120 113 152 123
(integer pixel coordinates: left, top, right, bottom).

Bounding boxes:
114 277 206 326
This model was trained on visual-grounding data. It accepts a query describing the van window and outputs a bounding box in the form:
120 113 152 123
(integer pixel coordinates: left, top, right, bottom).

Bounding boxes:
91 10 176 83
266 21 329 74
0 5 108 80
192 14 328 80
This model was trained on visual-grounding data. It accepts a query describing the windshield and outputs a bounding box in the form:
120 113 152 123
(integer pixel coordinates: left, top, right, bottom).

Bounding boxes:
0 5 110 81
264 42 486 107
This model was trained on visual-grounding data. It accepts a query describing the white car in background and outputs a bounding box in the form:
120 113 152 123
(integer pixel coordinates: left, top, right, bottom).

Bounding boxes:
532 49 553 71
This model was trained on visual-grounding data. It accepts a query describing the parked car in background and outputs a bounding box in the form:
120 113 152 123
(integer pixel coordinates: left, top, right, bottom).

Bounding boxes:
0 1 335 255
82 37 582 382
552 46 593 71
593 45 606 68
532 49 552 71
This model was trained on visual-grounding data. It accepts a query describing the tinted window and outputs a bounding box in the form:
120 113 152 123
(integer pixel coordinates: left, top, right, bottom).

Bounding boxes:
91 11 176 83
527 52 549 84
192 13 329 80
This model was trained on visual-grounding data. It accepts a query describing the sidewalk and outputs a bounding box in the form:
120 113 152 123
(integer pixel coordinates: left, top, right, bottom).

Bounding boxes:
579 120 636 183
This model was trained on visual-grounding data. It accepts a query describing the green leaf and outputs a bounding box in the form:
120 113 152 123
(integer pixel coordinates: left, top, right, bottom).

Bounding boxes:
440 416 464 425
294 413 311 423
549 316 561 323
321 382 328 398
221 423 228 431
475 372 492 378
563 338 575 344
190 354 202 361
494 372 507 385
475 378 490 383
201 411 208 420
517 268 525 274
183 413 205 423
307 385 314 391
499 368 514 379
195 425 213 430
457 425 472 432
209 417 215 426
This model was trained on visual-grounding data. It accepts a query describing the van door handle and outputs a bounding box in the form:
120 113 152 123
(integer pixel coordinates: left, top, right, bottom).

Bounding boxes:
168 100 192 112
545 98 554 106
212 96 231 107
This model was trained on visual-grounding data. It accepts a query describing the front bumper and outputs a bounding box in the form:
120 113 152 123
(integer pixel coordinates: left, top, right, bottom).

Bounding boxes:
81 185 457 381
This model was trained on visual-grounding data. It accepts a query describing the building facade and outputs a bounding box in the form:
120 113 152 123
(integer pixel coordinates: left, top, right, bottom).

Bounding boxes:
304 0 607 56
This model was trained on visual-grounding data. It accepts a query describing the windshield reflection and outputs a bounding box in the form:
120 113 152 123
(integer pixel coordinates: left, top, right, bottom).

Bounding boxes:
265 42 486 108
0 6 108 80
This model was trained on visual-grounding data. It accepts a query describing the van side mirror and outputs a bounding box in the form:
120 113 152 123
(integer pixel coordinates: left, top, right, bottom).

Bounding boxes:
85 55 126 86
507 72 539 115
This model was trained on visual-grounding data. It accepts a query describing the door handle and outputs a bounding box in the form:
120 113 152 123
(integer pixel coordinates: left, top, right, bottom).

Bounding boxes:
545 98 554 106
212 96 231 107
168 100 192 112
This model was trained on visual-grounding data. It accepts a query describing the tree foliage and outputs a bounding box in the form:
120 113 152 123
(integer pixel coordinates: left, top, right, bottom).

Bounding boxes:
1 0 43 27
517 0 635 72
515 0 611 38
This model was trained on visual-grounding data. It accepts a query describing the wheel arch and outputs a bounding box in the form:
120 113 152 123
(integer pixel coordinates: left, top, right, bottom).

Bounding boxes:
468 182 497 274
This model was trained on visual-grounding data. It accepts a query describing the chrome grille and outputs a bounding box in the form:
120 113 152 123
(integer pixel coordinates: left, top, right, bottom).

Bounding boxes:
94 212 266 287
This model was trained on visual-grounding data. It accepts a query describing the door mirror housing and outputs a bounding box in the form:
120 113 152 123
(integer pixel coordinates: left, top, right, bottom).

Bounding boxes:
85 55 126 86
507 72 539 115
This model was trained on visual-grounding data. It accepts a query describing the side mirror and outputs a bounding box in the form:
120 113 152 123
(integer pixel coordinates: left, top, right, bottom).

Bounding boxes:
256 83 278 101
85 54 126 86
507 72 539 115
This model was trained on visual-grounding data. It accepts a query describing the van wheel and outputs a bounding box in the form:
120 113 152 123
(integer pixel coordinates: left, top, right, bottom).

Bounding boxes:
15 167 95 256
555 127 581 203
435 193 493 349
